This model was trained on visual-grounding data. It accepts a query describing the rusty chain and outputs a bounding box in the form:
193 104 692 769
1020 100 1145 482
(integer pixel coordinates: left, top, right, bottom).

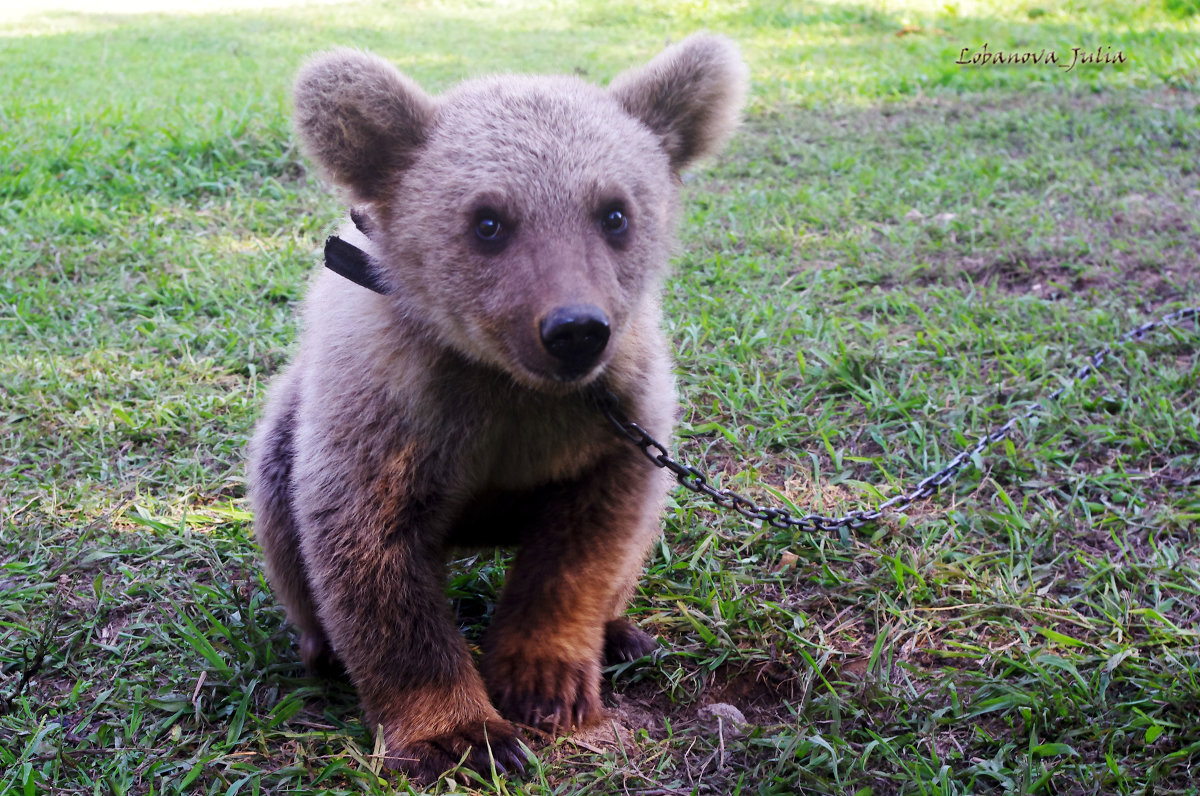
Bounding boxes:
598 306 1200 533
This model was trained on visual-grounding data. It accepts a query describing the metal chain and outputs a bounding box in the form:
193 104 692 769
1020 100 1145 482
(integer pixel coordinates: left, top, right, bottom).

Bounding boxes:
598 306 1200 532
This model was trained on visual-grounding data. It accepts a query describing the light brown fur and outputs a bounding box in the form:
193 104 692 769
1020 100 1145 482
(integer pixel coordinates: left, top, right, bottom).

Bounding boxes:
248 35 747 783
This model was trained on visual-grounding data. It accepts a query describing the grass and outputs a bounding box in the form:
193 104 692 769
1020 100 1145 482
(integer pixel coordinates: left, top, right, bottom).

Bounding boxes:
2 0 1199 793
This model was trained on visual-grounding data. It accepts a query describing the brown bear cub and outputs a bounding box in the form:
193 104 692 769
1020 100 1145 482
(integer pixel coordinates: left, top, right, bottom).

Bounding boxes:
248 35 747 782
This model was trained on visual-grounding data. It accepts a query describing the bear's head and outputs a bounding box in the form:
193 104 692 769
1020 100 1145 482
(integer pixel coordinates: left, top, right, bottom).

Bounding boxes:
293 35 747 391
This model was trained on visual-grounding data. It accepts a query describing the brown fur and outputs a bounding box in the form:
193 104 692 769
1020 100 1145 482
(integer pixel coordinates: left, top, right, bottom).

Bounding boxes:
248 35 746 783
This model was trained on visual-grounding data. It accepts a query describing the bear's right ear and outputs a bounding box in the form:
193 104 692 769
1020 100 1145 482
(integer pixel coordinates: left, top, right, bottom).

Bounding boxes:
293 49 438 202
608 34 748 173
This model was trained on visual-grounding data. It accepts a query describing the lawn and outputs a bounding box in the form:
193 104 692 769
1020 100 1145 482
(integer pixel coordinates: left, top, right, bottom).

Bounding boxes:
2 0 1199 794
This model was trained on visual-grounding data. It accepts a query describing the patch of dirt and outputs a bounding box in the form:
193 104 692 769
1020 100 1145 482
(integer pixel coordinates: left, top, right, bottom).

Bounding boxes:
585 658 805 761
535 664 805 789
742 90 1200 310
534 668 799 794
943 191 1200 304
704 661 802 724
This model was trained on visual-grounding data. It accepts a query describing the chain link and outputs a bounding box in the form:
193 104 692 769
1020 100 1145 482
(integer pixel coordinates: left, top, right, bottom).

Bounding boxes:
598 306 1200 533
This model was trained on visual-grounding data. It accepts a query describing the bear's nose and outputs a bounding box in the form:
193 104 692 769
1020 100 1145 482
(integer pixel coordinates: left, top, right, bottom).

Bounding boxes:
539 304 610 375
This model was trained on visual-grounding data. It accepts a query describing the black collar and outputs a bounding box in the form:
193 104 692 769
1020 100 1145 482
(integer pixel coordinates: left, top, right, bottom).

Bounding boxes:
322 209 390 295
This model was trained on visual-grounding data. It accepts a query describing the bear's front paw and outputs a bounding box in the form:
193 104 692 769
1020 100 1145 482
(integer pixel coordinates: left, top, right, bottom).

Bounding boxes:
487 654 602 732
385 719 528 784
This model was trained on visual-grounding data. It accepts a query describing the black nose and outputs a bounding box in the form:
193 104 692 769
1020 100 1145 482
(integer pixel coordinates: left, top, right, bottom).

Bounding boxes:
539 304 610 374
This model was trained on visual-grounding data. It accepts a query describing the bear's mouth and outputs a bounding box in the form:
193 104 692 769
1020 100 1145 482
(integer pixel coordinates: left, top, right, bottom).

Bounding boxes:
506 341 612 394
519 356 610 392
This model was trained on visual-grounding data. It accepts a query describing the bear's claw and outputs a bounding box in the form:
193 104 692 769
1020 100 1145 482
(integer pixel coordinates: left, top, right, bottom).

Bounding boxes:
488 656 601 732
386 719 528 784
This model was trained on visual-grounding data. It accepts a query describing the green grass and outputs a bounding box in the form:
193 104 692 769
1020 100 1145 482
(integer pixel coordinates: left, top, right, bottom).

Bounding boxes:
2 0 1199 793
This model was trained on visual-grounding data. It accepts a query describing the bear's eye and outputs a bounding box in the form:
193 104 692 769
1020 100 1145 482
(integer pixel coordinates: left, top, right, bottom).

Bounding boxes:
601 206 628 235
475 213 504 242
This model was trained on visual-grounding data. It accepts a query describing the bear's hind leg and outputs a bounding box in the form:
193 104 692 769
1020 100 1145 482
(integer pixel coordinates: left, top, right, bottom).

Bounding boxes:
603 618 658 665
248 374 341 677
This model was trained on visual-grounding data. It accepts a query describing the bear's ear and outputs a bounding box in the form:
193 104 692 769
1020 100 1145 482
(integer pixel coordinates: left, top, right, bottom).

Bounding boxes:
293 49 438 202
608 34 748 173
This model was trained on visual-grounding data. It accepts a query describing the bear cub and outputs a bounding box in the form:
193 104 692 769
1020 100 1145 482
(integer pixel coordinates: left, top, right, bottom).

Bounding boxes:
248 35 747 782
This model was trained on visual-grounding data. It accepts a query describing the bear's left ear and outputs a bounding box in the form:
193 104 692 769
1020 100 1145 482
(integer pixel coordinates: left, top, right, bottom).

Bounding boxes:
609 34 749 173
